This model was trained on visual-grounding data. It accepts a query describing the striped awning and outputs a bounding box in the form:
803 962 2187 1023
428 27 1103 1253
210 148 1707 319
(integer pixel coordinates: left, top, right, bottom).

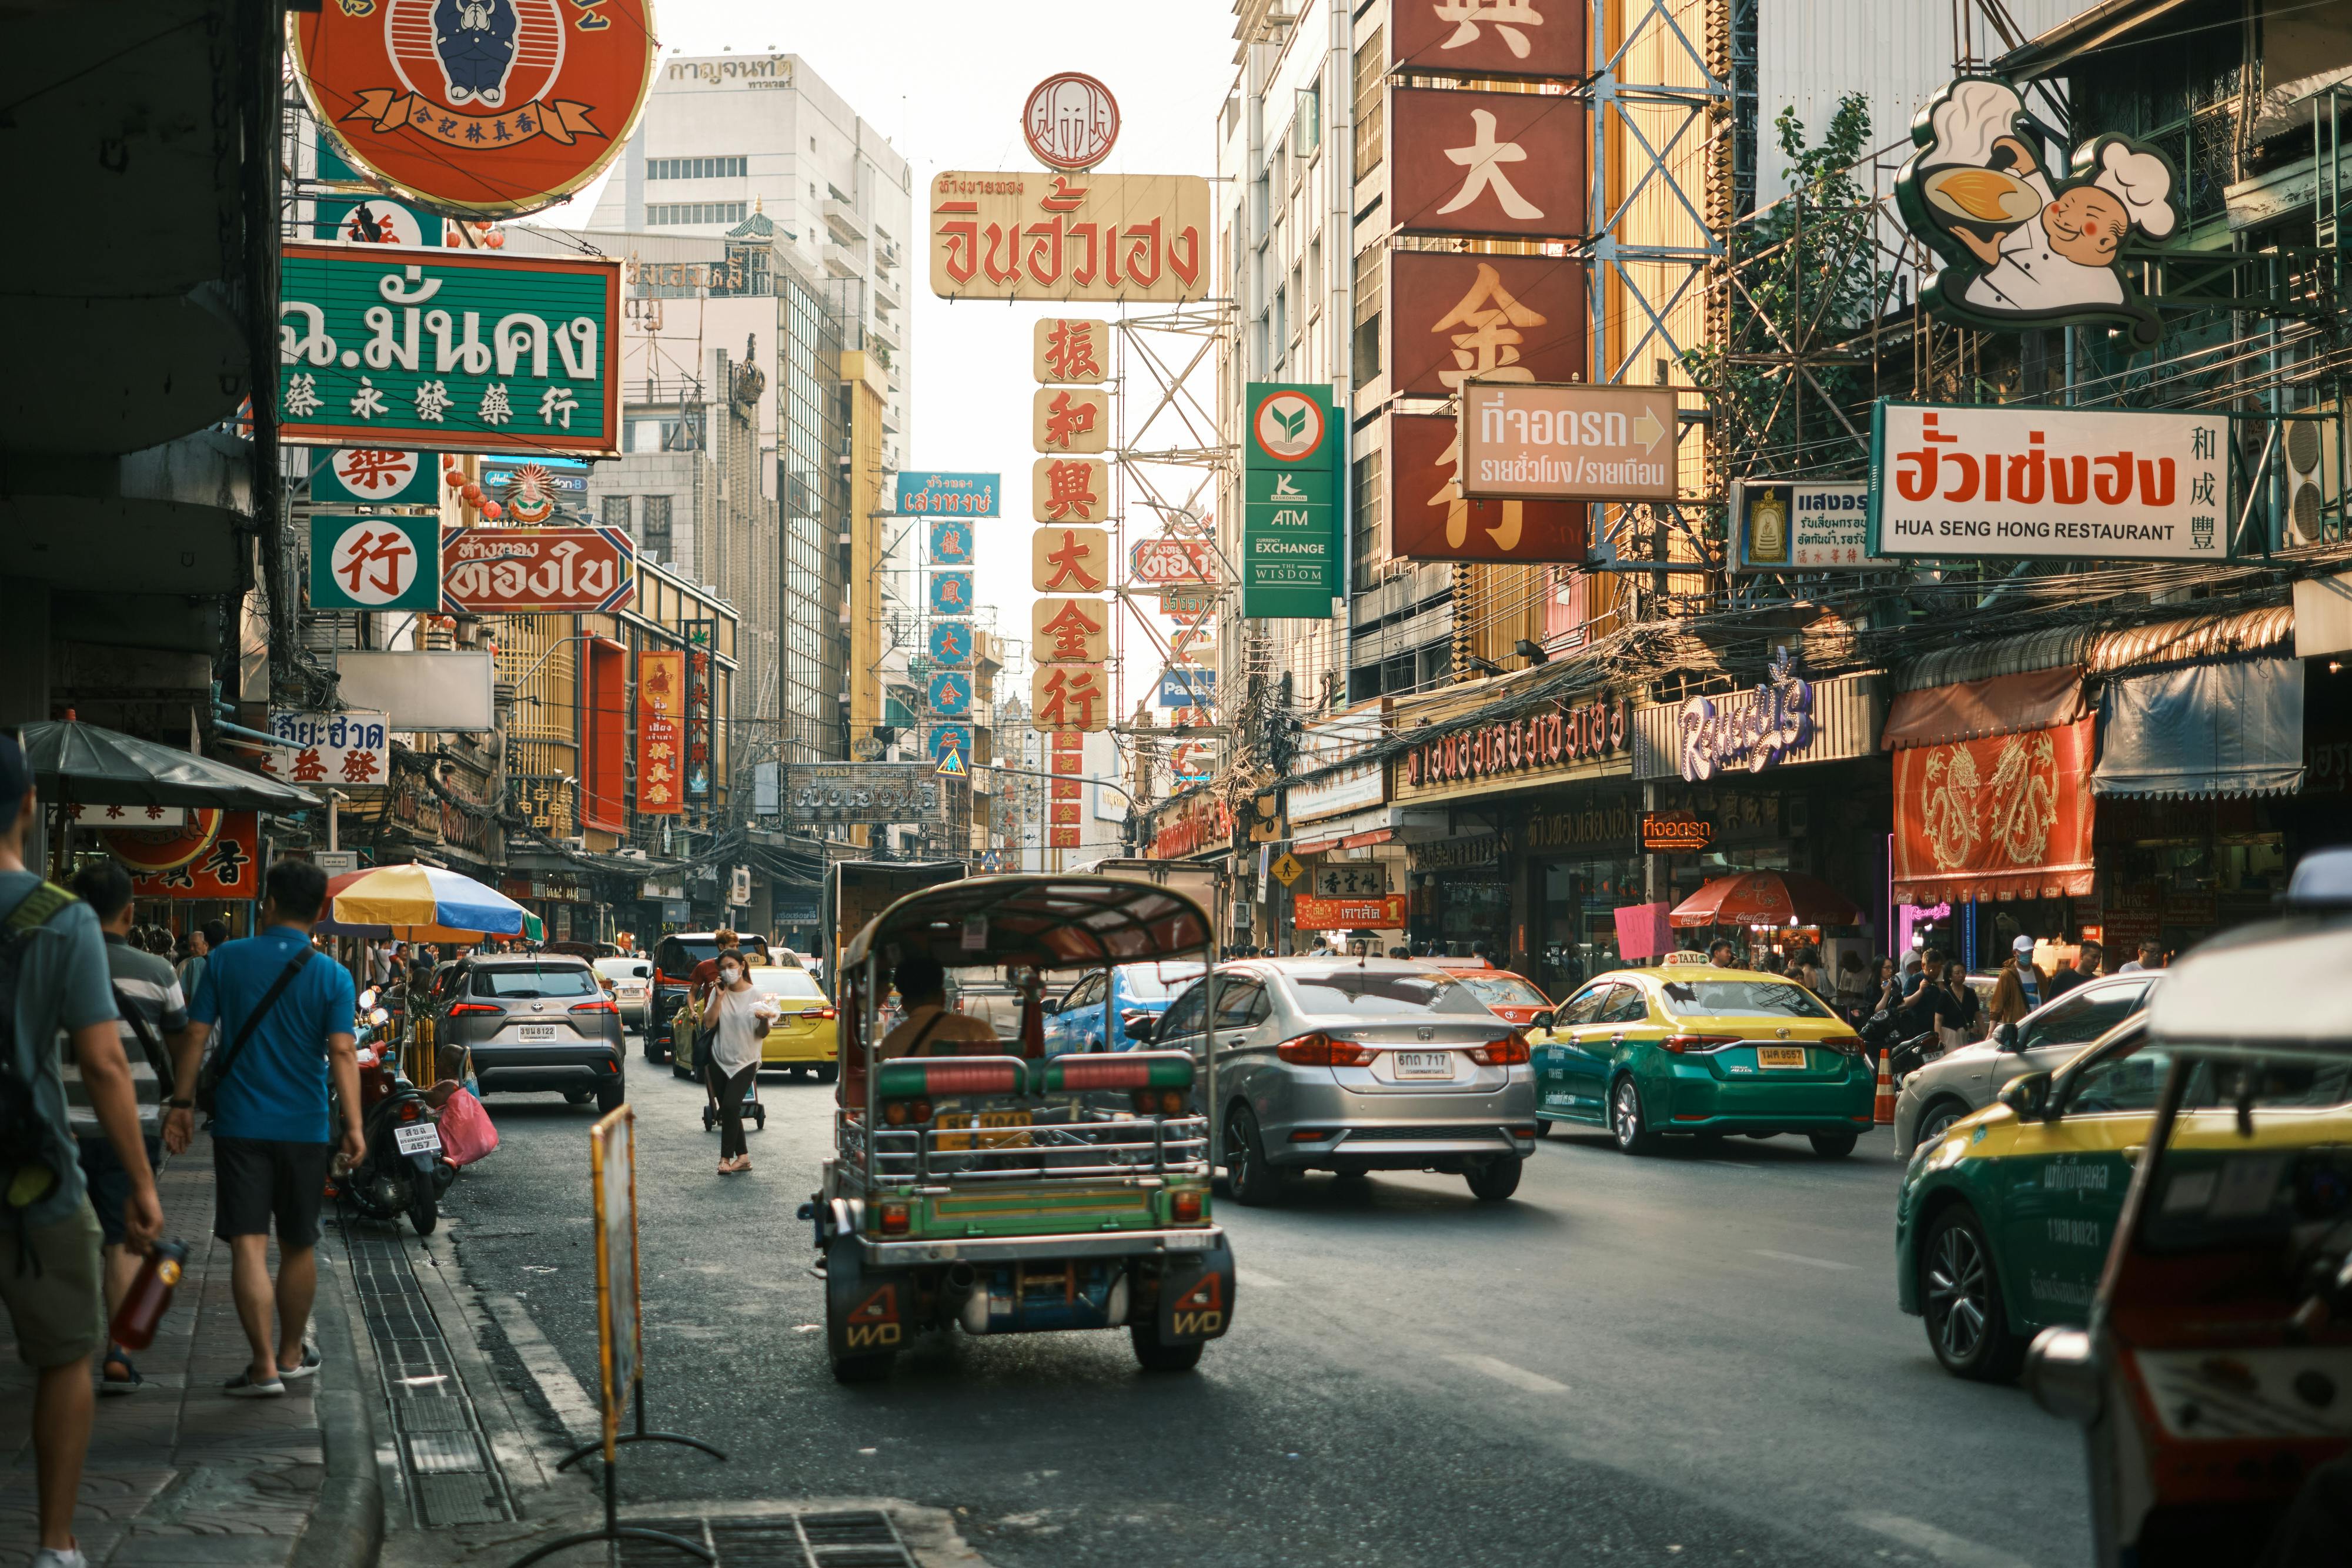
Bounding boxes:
2087 606 2295 675
1893 626 2101 693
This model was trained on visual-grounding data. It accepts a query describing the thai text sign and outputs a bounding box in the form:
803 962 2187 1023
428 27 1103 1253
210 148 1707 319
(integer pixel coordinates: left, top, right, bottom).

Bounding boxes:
1458 384 1678 502
784 764 944 824
1244 383 1341 617
1390 88 1588 240
1388 253 1588 399
278 245 622 455
1730 479 1891 571
1869 402 2229 561
930 172 1210 302
1294 894 1408 930
311 447 442 506
636 649 684 815
310 514 441 612
442 526 634 613
1402 696 1630 790
1641 812 1715 853
260 711 390 788
1388 0 1588 78
1389 411 1586 563
1131 536 1213 586
898 471 1000 516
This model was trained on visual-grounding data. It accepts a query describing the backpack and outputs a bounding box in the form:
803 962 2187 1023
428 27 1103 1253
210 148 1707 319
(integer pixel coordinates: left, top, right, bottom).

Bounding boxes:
1 882 79 1213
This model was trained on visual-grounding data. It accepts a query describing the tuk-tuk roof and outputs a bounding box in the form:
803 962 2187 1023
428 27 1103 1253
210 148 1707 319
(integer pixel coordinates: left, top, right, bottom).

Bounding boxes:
840 874 1213 973
2147 917 2352 1054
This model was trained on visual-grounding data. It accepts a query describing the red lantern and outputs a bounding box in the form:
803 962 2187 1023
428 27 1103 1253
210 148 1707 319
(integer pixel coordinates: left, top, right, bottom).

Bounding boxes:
480 501 504 521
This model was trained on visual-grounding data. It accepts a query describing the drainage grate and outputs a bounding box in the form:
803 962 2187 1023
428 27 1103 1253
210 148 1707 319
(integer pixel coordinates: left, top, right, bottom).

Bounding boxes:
340 1221 516 1527
620 1513 918 1568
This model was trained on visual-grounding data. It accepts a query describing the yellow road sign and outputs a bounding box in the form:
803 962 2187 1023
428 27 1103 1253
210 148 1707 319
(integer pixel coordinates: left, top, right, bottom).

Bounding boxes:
1269 852 1305 887
936 748 967 778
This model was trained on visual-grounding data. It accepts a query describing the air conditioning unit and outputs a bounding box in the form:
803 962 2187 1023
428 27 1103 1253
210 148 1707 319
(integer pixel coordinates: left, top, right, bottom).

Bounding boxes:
560 836 585 850
2285 407 2341 549
617 848 649 861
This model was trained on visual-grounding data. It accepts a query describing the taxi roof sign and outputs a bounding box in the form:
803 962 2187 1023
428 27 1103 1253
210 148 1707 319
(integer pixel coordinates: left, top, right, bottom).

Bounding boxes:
1661 951 1714 966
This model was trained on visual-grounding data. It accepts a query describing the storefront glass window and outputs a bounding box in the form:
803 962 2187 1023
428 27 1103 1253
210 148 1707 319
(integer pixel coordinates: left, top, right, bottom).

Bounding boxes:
1539 860 1641 994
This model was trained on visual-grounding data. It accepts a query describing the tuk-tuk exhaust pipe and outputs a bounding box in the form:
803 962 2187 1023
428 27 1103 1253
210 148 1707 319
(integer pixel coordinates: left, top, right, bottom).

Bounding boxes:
941 1261 979 1312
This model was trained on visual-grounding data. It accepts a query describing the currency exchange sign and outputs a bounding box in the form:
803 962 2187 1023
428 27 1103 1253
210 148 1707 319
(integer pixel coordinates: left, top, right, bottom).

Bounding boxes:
930 172 1210 302
1242 382 1341 618
278 244 622 456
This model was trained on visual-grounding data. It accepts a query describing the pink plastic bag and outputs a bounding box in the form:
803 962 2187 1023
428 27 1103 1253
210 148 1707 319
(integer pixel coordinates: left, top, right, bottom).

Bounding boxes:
435 1085 499 1166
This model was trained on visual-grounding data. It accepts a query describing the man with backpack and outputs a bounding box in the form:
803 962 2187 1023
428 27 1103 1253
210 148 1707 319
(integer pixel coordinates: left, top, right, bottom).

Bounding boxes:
163 858 363 1398
0 734 162 1568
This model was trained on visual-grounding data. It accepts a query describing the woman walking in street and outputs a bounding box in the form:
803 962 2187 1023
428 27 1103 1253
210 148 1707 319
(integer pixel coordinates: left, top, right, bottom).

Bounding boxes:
1938 960 1982 1046
699 949 770 1175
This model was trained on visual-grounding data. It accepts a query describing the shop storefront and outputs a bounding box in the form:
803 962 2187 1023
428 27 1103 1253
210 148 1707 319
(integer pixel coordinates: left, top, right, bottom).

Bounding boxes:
1520 798 1642 992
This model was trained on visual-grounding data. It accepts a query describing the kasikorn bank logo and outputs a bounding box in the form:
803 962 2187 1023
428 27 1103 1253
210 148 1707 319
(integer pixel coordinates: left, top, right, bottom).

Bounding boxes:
1253 391 1324 462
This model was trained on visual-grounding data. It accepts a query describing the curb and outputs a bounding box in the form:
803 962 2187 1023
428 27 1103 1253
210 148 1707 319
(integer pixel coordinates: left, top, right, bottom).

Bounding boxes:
291 1239 385 1568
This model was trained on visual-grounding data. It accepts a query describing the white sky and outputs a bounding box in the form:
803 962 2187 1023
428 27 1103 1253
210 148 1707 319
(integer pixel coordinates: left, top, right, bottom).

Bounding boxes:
540 0 1237 708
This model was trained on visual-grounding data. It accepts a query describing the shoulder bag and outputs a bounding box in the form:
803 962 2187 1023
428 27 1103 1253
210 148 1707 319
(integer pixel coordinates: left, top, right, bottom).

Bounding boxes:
194 950 313 1115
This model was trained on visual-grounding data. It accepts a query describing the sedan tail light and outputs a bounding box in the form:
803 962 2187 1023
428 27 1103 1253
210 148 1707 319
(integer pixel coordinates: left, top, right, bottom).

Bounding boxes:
1818 1034 1866 1058
1275 1032 1377 1067
1471 1031 1531 1066
446 1001 500 1017
1661 1034 1743 1054
801 1007 837 1020
570 998 619 1015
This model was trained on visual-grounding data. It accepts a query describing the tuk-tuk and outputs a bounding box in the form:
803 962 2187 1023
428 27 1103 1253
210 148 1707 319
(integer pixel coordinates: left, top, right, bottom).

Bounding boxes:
807 874 1234 1383
2022 918 2352 1567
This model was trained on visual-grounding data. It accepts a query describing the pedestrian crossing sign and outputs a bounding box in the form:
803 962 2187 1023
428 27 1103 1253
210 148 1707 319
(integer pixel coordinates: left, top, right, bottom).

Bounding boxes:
935 747 967 778
1270 852 1304 887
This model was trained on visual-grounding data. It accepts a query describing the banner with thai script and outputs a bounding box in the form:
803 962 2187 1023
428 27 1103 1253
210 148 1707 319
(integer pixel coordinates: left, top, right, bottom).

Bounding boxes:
442 526 634 613
258 710 390 788
930 172 1210 302
1892 716 2096 904
1869 402 2230 562
636 650 684 815
278 244 622 455
897 471 1000 516
1293 894 1408 930
1730 479 1892 571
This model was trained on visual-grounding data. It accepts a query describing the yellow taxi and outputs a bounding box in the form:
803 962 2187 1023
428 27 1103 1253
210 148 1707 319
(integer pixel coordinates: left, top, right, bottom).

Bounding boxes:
1528 951 1875 1156
745 960 840 1082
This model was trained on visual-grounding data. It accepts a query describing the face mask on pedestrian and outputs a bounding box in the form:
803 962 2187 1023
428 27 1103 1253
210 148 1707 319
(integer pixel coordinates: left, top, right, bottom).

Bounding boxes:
720 961 743 987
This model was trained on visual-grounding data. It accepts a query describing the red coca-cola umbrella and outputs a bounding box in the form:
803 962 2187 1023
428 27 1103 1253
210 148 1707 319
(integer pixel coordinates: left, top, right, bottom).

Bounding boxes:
1668 872 1863 930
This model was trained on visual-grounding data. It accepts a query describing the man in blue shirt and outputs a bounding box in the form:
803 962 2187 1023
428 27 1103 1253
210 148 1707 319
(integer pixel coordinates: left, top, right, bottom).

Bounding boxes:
165 858 362 1397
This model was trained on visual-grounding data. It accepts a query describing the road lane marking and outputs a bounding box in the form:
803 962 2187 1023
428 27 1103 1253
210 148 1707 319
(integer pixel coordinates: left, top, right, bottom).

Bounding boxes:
1237 1269 1289 1289
1752 1249 1859 1272
482 1291 600 1445
1848 1512 2037 1568
1444 1353 1567 1394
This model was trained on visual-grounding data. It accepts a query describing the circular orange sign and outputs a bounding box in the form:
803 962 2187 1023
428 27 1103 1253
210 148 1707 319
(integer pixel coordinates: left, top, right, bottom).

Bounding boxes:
290 0 659 219
1023 72 1120 172
102 811 223 875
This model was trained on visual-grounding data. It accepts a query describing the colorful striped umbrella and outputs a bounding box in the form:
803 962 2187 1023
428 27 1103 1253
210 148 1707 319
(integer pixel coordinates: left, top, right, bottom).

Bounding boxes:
316 864 530 943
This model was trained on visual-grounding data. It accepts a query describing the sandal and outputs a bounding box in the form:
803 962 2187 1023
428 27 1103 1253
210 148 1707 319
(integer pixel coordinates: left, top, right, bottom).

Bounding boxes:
99 1349 143 1395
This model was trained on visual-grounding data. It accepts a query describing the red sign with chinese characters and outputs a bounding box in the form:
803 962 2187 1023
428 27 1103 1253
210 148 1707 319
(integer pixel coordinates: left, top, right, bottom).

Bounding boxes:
1388 412 1588 563
1388 252 1588 399
1389 0 1589 78
118 813 258 900
1390 88 1588 240
102 811 222 875
290 1 657 219
636 649 684 817
1293 894 1409 930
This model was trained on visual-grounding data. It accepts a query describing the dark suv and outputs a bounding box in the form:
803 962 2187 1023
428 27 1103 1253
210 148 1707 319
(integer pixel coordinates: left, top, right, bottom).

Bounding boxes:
646 932 770 1064
437 955 627 1112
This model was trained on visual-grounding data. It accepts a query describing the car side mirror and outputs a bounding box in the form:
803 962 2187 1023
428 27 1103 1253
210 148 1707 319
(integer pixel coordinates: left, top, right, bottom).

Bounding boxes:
1122 1010 1156 1042
1995 1022 2021 1052
1040 997 1061 1016
1997 1071 2053 1121
1531 1010 1556 1033
358 988 378 1011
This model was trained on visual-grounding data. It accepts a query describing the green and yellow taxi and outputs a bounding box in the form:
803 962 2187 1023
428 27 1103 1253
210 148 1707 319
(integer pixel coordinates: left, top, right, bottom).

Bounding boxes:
1896 1011 2352 1383
1528 952 1875 1157
746 961 840 1082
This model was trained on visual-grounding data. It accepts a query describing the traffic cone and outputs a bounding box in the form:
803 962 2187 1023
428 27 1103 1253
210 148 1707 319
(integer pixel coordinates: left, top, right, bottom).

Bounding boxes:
1873 1049 1896 1125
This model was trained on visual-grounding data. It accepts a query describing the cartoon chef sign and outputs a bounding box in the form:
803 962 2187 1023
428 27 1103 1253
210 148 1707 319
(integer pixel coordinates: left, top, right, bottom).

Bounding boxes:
1897 77 2181 344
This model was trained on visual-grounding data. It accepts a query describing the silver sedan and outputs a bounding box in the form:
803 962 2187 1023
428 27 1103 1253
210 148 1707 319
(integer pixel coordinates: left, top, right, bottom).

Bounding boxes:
1891 971 2161 1154
1142 959 1537 1205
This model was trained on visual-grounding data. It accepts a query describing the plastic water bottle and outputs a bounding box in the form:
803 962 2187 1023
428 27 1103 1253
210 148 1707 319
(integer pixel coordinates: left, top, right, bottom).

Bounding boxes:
108 1239 188 1352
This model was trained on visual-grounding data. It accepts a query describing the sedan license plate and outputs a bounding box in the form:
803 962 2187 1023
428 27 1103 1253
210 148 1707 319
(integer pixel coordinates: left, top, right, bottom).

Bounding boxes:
1393 1051 1455 1080
1755 1045 1808 1069
517 1024 557 1041
394 1122 442 1156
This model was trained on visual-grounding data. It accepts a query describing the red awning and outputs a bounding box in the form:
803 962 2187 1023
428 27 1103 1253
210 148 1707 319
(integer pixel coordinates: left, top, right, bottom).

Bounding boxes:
1891 716 2097 904
1882 665 2086 750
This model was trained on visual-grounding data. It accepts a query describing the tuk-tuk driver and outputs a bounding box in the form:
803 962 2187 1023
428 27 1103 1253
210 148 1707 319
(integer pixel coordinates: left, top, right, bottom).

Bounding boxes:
878 954 998 1059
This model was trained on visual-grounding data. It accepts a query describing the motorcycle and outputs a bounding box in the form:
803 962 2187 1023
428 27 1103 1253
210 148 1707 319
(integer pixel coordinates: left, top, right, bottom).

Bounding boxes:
1859 1007 1942 1082
338 989 455 1235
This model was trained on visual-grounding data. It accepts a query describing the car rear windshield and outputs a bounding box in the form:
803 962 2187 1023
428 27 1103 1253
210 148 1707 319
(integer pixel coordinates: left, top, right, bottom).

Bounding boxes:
472 965 598 999
751 969 827 999
1285 971 1495 1016
1463 975 1549 1008
1659 980 1832 1019
595 960 650 980
1121 962 1205 1000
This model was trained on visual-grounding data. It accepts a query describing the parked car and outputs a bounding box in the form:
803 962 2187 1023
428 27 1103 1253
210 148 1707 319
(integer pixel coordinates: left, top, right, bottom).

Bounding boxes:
592 955 653 1029
1043 961 1205 1054
1452 969 1553 1027
1890 972 2161 1155
1526 954 1874 1156
1143 958 1535 1205
435 954 626 1112
751 964 838 1082
645 931 771 1064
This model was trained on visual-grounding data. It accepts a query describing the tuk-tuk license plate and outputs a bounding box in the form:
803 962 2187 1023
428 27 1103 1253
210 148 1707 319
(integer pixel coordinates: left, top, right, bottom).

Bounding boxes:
517 1025 557 1041
394 1122 442 1156
936 1111 1033 1151
1394 1052 1454 1079
1756 1046 1808 1069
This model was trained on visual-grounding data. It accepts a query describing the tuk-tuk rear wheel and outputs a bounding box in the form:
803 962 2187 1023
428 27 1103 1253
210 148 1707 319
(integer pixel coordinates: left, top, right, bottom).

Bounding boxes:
1131 1322 1204 1373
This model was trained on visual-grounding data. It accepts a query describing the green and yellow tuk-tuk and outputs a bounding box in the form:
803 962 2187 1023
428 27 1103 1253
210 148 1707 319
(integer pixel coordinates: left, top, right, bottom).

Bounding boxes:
808 874 1233 1383
2021 918 2352 1567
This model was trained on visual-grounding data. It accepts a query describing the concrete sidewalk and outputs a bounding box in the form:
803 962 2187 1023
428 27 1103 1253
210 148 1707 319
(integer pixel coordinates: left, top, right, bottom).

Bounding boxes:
0 1134 378 1568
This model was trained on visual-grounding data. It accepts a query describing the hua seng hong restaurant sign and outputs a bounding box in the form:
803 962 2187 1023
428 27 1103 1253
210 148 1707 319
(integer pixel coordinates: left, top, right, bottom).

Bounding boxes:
1633 657 1885 781
1399 694 1631 803
1868 402 2231 563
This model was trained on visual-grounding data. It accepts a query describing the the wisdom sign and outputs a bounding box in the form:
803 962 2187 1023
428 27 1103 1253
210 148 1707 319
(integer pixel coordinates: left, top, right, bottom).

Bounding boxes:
1242 383 1341 618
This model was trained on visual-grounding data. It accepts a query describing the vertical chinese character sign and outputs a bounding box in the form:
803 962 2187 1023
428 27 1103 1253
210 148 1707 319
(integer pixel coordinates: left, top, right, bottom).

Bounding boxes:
309 515 441 611
636 650 683 816
1243 383 1341 618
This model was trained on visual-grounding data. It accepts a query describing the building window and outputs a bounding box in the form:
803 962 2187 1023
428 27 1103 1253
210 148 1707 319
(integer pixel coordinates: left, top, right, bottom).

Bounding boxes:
642 494 673 561
601 494 631 531
1294 86 1321 160
646 202 749 226
647 156 747 180
1352 452 1384 581
1353 29 1385 184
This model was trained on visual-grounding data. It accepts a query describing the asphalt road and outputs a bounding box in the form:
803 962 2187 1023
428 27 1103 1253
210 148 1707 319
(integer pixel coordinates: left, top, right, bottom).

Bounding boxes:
437 1042 2091 1568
